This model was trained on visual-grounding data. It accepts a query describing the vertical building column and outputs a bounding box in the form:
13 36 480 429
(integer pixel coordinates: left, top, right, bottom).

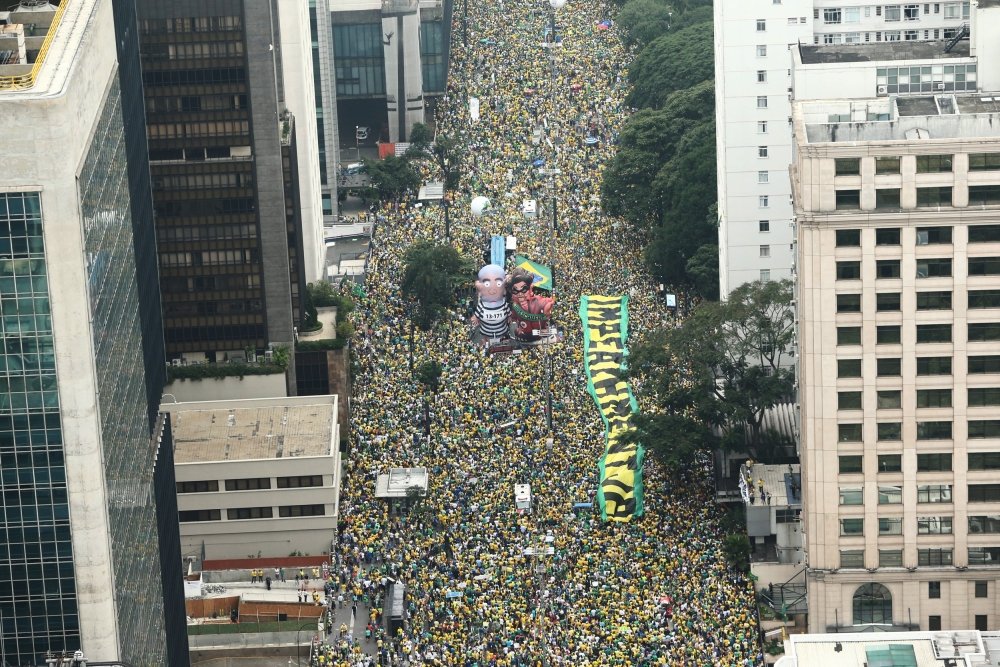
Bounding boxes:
313 0 340 222
382 0 424 142
900 155 917 208
952 152 969 207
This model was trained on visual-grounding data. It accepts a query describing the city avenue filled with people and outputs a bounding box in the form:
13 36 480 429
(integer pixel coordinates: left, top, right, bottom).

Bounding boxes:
312 0 763 665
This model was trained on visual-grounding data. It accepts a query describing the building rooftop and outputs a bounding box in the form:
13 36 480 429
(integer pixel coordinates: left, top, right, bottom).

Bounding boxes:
778 631 1000 667
740 463 801 507
375 467 429 499
172 404 336 463
798 92 1000 143
798 40 970 65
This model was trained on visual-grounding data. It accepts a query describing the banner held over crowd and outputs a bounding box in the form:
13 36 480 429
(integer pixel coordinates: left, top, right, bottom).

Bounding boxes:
579 295 645 522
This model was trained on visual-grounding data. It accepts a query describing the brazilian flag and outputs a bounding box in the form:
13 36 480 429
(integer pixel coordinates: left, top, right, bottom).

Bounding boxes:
513 255 552 291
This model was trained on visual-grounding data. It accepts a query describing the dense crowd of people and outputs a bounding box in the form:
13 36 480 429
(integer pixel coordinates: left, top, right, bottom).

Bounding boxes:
313 0 763 665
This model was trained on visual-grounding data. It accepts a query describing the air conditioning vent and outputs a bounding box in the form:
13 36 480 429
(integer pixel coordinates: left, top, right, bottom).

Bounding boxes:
877 85 888 95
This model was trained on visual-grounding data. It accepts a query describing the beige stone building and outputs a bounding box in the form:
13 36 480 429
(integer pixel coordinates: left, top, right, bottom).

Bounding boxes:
792 92 1000 632
163 395 340 560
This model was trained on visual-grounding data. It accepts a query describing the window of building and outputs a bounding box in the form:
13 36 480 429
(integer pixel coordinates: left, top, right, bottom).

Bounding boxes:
842 518 865 535
885 5 902 20
838 326 862 345
835 158 861 175
823 7 842 23
836 229 861 246
759 195 769 207
879 550 903 567
885 30 902 40
278 504 326 517
838 293 862 312
970 356 1000 373
878 391 902 410
969 547 1000 565
917 324 952 343
225 477 271 491
975 581 989 598
759 220 770 233
756 18 767 30
875 189 901 209
969 154 1000 171
916 258 952 278
756 171 770 185
759 269 770 282
839 423 863 442
758 120 768 133
976 616 988 632
877 422 902 441
876 228 901 245
276 475 324 488
877 358 902 377
904 3 920 19
839 391 863 410
879 454 903 472
918 484 953 503
917 421 952 440
969 323 1000 342
756 44 768 57
918 516 953 534
917 453 952 472
929 616 943 631
877 293 902 311
969 515 1000 533
916 226 953 244
929 582 941 598
776 508 801 523
917 155 955 174
969 257 1000 276
969 420 1000 438
759 244 770 258
875 260 901 279
917 291 952 310
970 484 1000 503
904 29 919 39
919 549 953 566
852 584 892 625
839 359 863 377
879 486 903 504
969 388 1000 407
178 509 222 522
840 486 864 505
944 1 962 18
969 452 1000 470
836 190 862 210
226 506 273 520
877 326 902 344
969 290 1000 309
917 388 952 408
875 156 901 174
969 186 1000 207
917 356 952 375
756 95 768 108
916 187 953 207
969 225 1000 244
838 261 862 280
176 480 220 493
840 455 863 474
841 550 865 568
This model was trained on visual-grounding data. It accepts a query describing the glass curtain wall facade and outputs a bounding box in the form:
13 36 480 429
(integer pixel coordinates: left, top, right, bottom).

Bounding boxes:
0 192 79 664
419 20 446 94
333 23 386 98
139 10 268 357
79 76 171 667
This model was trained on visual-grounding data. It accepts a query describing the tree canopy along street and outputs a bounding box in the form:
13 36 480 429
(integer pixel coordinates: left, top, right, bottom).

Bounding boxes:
324 0 763 664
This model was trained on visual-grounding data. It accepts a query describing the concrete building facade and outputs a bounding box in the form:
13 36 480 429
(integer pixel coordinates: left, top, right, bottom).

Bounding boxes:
793 89 1000 632
165 396 340 561
715 0 980 297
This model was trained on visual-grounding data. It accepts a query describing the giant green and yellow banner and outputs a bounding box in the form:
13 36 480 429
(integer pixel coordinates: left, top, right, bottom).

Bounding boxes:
579 295 645 522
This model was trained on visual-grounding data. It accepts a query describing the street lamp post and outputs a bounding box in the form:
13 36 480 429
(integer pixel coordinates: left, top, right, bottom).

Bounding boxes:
295 620 318 666
463 0 468 46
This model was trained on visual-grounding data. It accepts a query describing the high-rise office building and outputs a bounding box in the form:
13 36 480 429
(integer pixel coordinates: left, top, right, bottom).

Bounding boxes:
792 3 1000 633
715 0 975 297
137 0 310 361
0 1 187 665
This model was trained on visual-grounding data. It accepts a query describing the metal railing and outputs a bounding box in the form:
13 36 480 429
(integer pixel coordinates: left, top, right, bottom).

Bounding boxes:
0 0 70 91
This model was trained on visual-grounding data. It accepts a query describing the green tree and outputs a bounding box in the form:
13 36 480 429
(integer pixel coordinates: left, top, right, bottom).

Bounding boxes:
629 280 795 463
414 359 443 394
685 242 720 300
365 155 421 204
627 21 714 110
722 533 751 573
617 0 673 48
401 241 473 330
407 123 462 239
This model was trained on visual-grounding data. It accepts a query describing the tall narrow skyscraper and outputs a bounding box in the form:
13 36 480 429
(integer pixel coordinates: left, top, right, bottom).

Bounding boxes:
0 0 187 664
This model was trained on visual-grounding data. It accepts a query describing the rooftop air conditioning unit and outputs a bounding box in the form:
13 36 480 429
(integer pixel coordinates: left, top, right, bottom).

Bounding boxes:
877 85 888 95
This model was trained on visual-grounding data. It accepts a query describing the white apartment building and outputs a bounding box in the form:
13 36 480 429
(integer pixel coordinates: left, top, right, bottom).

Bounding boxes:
792 81 1000 631
715 0 978 297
